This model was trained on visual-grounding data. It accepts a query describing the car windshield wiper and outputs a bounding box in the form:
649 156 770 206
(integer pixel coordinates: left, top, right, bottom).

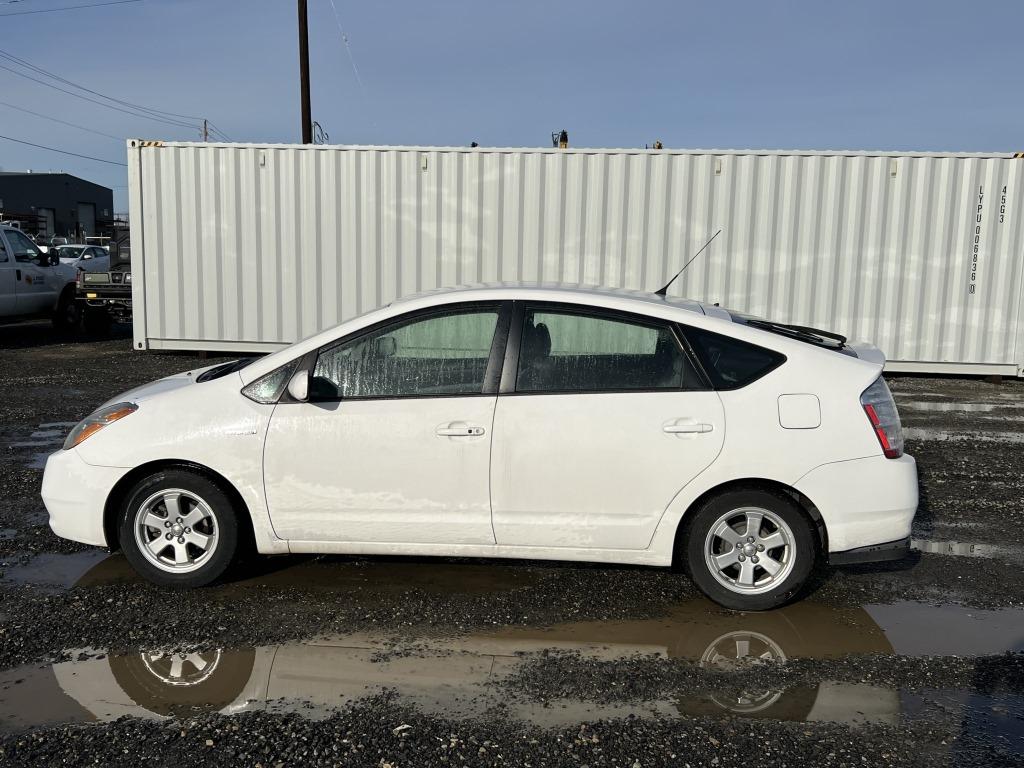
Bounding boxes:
195 358 256 383
745 319 847 349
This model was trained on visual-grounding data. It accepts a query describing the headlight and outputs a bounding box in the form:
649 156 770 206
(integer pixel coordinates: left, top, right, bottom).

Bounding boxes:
125 272 132 282
64 402 137 450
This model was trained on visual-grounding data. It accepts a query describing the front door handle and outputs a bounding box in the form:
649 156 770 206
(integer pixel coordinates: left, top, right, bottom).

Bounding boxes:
663 421 713 434
436 422 485 437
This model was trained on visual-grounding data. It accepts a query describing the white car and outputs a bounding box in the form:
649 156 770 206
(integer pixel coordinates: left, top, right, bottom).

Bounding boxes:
41 284 918 610
53 244 111 273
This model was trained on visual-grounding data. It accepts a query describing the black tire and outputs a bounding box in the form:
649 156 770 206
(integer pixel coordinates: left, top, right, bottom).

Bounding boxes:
118 468 239 588
83 307 112 335
52 286 80 331
684 488 817 611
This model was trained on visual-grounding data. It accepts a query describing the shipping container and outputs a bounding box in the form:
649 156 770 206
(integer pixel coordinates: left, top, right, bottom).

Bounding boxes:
127 141 1024 376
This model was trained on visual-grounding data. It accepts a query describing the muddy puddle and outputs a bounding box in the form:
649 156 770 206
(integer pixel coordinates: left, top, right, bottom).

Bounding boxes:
2 551 543 595
2 554 1022 741
911 538 1010 559
1 551 112 588
0 584 1021 736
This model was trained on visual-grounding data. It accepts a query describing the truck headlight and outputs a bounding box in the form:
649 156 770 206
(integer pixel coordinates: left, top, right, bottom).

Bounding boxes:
64 402 137 449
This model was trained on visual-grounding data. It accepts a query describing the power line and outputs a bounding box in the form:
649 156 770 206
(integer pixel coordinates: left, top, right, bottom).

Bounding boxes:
327 0 366 91
1 99 122 140
0 48 204 123
0 62 199 131
0 133 127 165
0 0 145 17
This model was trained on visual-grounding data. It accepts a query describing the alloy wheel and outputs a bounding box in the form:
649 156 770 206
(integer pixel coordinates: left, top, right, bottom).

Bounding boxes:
133 489 220 574
703 506 796 595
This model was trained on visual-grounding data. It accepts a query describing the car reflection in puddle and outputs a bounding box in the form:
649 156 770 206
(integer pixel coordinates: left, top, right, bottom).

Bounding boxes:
0 592 1005 734
2 553 1022 742
0 604 899 733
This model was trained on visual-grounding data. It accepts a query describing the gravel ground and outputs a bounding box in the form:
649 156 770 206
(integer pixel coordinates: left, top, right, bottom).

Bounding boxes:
3 695 996 768
1 321 1023 767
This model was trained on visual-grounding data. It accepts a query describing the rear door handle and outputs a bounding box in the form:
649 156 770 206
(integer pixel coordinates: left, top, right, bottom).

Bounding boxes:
436 422 485 437
663 421 713 434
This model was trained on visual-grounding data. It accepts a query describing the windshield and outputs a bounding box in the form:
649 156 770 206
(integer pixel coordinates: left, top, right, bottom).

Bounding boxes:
57 246 86 258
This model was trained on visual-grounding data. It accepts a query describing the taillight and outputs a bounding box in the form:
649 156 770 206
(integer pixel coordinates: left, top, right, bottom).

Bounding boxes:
860 378 903 459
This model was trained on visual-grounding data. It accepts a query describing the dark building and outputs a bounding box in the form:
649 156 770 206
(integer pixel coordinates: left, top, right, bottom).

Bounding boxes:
0 172 115 240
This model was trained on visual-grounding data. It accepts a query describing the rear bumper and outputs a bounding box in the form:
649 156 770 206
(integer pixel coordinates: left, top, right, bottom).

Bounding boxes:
829 536 910 565
794 453 918 555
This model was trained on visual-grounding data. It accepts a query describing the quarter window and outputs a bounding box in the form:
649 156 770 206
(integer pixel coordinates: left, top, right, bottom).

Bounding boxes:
312 309 500 399
516 308 704 393
683 326 785 389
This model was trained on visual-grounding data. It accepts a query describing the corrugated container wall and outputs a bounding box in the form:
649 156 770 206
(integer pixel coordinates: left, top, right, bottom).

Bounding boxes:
128 142 1024 375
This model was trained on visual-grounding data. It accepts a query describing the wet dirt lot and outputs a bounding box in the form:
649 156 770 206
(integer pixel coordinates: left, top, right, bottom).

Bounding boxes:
0 321 1023 767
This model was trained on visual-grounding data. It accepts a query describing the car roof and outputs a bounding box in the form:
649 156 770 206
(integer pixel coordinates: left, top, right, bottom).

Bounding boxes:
391 281 711 316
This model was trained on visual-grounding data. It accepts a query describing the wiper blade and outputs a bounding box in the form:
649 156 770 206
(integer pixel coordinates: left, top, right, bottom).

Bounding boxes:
746 319 846 348
782 323 847 345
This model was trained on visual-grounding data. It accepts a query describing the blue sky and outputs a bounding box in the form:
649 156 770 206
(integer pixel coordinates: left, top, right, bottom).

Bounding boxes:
1 0 1022 211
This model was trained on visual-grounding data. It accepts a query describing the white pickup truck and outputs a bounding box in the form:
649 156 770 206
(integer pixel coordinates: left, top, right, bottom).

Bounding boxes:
0 225 80 329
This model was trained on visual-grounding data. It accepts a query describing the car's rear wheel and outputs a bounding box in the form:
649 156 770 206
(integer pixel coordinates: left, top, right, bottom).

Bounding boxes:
118 469 239 587
685 488 816 611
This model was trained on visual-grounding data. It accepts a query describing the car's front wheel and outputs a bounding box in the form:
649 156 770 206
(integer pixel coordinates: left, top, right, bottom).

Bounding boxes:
685 488 817 611
118 469 239 587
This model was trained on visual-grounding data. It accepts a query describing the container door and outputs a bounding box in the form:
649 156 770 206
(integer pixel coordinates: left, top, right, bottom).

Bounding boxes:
77 203 96 238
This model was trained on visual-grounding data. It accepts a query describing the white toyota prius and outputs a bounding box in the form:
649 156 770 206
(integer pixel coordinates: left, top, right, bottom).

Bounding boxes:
42 284 917 610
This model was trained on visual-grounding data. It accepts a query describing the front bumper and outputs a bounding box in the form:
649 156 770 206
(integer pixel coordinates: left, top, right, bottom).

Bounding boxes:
41 448 129 548
794 453 918 556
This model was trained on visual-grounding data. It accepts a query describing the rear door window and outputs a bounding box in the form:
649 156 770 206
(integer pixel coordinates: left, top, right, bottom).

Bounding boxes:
682 326 785 390
516 307 706 393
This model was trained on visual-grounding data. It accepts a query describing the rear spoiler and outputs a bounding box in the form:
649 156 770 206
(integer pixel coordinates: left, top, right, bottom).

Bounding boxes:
846 341 886 367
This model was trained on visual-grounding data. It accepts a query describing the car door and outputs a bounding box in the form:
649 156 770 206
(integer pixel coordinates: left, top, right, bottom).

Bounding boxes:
7 229 56 314
262 302 511 545
78 247 107 272
490 303 726 551
0 233 16 315
91 247 110 272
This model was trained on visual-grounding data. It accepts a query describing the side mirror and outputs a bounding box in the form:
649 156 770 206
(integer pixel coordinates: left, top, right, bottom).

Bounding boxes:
286 369 309 402
82 252 93 260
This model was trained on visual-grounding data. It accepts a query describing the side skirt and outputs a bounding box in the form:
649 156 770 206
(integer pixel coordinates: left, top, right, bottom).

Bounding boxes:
285 539 672 567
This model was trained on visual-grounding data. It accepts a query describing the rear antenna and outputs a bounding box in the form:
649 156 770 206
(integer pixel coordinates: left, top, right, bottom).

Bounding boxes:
654 229 722 297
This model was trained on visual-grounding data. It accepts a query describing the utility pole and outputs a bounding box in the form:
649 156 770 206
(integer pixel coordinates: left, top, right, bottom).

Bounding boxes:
202 119 208 142
297 0 312 144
